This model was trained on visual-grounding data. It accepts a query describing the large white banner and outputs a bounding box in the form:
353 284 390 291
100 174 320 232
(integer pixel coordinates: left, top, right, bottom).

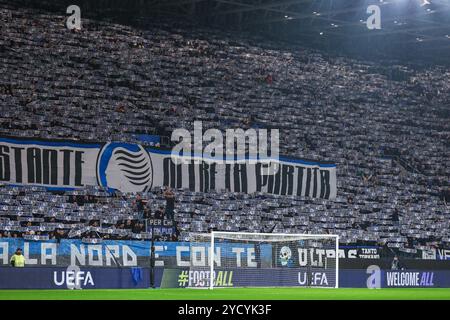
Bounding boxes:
0 137 336 199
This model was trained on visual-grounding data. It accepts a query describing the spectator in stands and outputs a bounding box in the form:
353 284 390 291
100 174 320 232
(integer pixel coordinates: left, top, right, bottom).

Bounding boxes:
54 229 64 243
163 187 175 220
172 220 180 241
391 255 404 270
347 196 354 204
87 195 97 204
143 206 152 220
90 221 99 227
134 194 147 220
154 206 165 220
132 222 145 234
76 195 85 206
10 248 25 268
391 209 400 226
125 220 134 229
116 104 126 113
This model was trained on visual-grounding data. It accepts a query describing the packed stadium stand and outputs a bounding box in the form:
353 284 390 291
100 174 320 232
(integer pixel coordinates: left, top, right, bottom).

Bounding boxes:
0 2 449 256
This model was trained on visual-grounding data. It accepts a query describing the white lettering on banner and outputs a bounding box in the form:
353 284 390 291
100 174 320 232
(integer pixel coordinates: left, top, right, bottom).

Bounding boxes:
122 245 137 266
0 137 336 199
386 271 435 287
326 249 336 259
309 249 317 266
105 245 120 266
88 245 103 266
154 245 165 267
298 248 339 267
0 143 90 187
247 248 257 267
69 244 137 266
387 272 420 287
422 248 436 260
347 249 357 258
298 248 307 266
316 249 325 266
438 249 450 260
232 248 245 267
176 246 190 267
0 242 7 264
208 247 221 267
0 241 392 267
359 248 380 259
70 244 85 266
177 246 222 267
41 243 57 265
4 242 57 265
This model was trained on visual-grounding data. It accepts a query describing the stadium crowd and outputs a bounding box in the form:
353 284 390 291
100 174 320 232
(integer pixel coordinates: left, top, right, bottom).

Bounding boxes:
0 3 449 255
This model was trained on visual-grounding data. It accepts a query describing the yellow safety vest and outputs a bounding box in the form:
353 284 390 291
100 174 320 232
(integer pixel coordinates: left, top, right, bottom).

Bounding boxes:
11 254 25 267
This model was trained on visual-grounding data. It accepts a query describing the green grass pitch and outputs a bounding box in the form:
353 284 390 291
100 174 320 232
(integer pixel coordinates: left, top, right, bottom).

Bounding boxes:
1 288 450 300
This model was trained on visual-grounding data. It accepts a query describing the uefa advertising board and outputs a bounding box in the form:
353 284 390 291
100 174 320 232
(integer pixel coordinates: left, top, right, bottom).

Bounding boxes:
1 266 449 289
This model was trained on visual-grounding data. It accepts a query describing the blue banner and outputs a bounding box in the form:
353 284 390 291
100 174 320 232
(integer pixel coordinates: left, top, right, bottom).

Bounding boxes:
0 238 275 267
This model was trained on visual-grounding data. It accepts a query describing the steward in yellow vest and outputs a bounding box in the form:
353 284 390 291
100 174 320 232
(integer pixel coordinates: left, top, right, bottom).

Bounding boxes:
10 248 25 267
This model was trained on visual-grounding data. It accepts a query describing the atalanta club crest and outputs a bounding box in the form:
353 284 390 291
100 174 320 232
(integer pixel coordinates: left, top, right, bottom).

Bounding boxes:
97 143 153 192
